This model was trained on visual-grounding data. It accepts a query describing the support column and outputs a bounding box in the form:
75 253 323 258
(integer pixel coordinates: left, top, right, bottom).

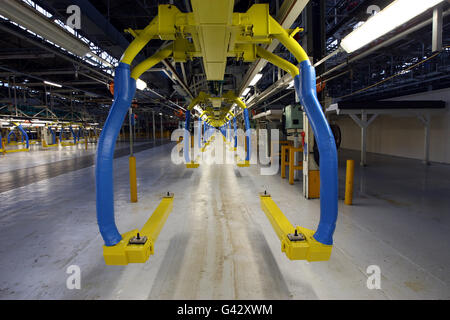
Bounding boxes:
418 114 431 165
349 112 378 167
152 110 156 144
128 107 137 203
432 4 443 52
361 112 367 167
160 113 163 141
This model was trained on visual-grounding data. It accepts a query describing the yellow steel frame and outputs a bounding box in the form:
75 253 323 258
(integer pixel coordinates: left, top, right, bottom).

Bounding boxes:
102 1 332 264
260 194 332 261
103 193 174 265
118 1 308 128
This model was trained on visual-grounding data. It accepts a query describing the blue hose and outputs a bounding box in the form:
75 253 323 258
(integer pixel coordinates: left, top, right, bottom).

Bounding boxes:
243 109 251 161
233 117 237 148
95 63 136 246
294 60 338 245
7 131 16 143
69 126 77 144
48 128 56 145
16 125 29 149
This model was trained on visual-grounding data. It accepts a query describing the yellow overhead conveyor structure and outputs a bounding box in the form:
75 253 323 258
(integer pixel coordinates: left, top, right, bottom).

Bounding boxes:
96 0 339 265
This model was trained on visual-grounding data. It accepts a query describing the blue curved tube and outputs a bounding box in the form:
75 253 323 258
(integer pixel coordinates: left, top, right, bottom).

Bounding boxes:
219 125 227 138
69 126 77 144
16 125 29 149
294 60 338 245
243 109 251 161
184 110 191 163
95 63 136 246
7 131 16 143
198 121 202 148
48 128 56 145
76 128 81 142
233 117 237 148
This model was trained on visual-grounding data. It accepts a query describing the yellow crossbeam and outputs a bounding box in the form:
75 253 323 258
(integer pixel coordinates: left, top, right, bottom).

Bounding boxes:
103 193 174 265
259 194 332 261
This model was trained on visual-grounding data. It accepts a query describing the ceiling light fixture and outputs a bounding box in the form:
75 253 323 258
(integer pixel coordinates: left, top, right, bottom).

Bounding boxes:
136 79 147 91
241 87 251 97
249 73 263 86
0 0 91 57
340 0 444 53
43 80 62 88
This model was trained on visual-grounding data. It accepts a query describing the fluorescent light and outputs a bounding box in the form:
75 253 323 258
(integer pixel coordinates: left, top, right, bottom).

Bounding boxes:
341 0 444 53
241 87 251 97
44 80 62 88
0 1 90 57
249 73 263 86
136 79 147 90
287 80 294 89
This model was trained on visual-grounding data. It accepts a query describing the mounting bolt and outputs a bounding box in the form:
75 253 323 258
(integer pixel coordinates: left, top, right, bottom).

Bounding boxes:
294 229 298 236
137 232 140 240
167 191 170 196
264 190 267 195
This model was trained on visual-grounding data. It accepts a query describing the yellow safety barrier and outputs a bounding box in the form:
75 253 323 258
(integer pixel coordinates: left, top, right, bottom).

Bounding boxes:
5 148 30 153
260 193 332 261
41 139 57 148
289 146 303 185
280 145 291 178
8 141 26 146
129 156 138 203
103 193 174 265
61 140 76 147
345 159 354 205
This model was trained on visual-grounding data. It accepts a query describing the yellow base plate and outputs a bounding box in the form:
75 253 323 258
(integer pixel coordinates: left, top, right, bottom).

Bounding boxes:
186 162 200 168
237 160 250 167
5 148 30 153
103 229 153 265
260 194 333 261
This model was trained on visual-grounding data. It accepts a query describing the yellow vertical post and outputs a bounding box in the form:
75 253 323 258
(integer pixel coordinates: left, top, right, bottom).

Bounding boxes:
345 159 354 205
129 156 138 203
289 146 295 184
85 134 88 150
281 145 289 179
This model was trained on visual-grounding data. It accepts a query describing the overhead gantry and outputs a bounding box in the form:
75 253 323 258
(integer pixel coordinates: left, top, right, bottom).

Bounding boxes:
183 90 251 167
96 0 338 265
5 123 29 153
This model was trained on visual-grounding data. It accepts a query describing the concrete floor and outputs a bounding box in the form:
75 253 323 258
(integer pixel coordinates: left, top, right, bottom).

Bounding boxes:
0 137 449 299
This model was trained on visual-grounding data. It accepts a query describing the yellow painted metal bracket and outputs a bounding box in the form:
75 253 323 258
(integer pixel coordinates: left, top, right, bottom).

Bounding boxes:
5 148 30 153
103 193 174 265
259 193 332 261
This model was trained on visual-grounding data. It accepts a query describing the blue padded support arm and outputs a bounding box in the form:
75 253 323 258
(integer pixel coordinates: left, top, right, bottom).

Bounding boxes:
17 125 29 149
95 63 136 246
243 109 251 161
295 60 338 245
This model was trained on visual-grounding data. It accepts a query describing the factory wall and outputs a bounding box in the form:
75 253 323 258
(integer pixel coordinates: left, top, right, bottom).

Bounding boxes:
335 88 450 164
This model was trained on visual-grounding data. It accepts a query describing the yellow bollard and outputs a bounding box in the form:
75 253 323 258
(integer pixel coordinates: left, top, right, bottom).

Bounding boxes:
129 156 138 203
85 137 88 150
345 159 354 205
